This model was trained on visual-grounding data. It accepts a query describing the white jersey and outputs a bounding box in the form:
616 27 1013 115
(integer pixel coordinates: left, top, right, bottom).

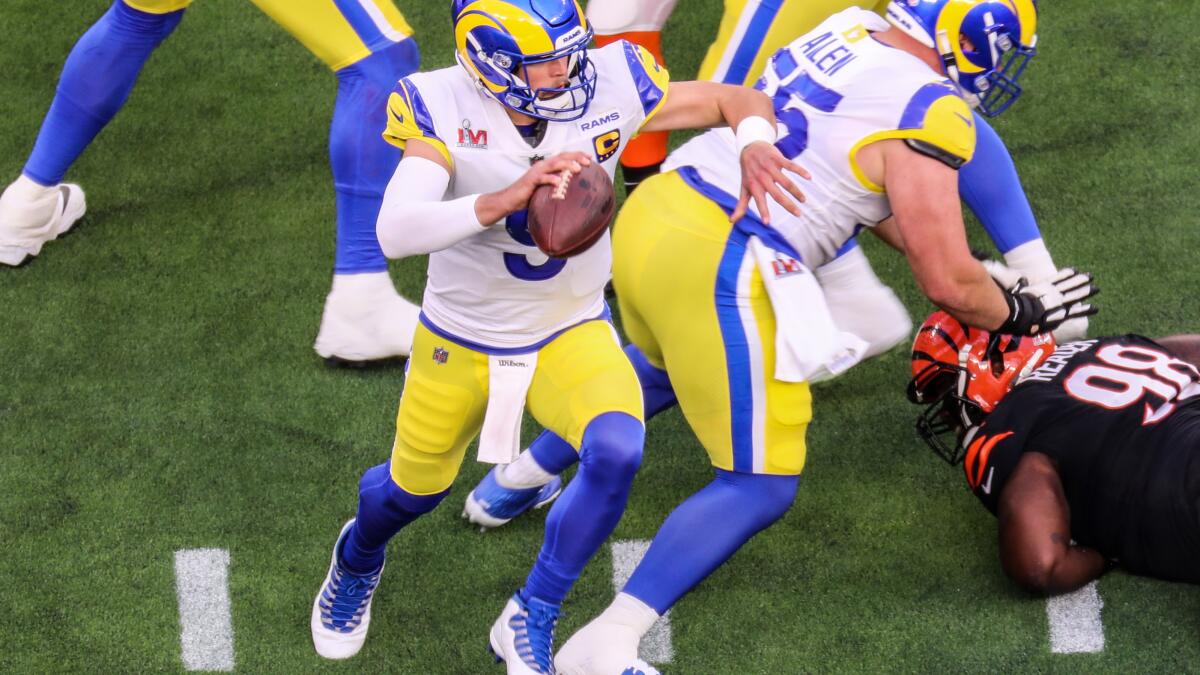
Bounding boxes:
383 41 670 349
664 8 977 268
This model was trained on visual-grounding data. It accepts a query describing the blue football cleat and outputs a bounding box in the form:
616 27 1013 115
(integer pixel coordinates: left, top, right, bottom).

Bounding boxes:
310 520 384 660
463 467 563 530
488 592 560 674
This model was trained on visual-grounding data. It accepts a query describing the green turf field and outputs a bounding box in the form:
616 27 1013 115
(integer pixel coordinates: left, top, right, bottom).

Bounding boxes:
3 1 1199 672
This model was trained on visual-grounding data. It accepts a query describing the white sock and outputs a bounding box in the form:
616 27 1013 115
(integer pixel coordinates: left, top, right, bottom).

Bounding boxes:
496 450 556 489
1003 238 1058 283
595 592 660 637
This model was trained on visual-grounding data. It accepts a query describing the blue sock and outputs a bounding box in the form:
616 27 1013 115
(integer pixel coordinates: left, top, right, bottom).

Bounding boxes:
959 112 1042 254
623 469 799 614
329 39 420 274
526 342 675 476
340 461 447 575
522 412 644 605
23 1 184 186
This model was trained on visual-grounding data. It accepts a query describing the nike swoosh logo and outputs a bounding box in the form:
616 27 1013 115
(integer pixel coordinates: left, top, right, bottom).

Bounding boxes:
954 112 974 127
981 467 995 495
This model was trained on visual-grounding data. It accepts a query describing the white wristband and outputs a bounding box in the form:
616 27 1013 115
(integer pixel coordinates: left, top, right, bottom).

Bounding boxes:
735 115 777 153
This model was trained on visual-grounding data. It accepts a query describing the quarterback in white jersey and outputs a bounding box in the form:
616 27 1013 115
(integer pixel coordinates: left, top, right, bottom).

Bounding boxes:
308 1 806 673
551 3 1097 673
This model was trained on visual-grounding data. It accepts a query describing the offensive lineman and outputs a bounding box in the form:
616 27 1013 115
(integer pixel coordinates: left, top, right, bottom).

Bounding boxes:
526 2 1096 672
586 0 1084 359
308 1 807 673
0 0 423 363
908 312 1200 593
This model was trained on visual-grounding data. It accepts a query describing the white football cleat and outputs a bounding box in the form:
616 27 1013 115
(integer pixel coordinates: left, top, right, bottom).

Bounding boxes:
313 271 420 364
311 520 384 660
489 593 560 674
555 619 659 675
0 175 86 266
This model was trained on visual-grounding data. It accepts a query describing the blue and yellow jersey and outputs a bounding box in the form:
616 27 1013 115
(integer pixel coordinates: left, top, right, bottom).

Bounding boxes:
665 7 976 268
377 41 671 350
122 0 413 70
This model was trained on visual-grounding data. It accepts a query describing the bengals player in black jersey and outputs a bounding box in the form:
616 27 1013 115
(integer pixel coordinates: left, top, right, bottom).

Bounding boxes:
907 311 1200 595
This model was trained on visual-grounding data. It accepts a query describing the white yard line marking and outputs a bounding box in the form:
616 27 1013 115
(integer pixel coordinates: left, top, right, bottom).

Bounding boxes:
174 549 235 672
612 540 674 664
1047 580 1105 653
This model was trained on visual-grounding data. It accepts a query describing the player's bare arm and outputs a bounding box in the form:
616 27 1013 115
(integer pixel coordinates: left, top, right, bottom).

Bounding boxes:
875 138 1010 329
997 452 1110 595
1156 334 1200 370
641 80 810 223
867 216 906 254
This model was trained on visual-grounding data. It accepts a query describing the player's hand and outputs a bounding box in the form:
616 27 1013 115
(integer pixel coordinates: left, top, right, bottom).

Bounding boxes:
732 141 810 224
499 152 592 217
998 267 1099 336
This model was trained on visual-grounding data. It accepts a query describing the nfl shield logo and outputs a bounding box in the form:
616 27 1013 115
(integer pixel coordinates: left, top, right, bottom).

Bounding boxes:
432 347 449 364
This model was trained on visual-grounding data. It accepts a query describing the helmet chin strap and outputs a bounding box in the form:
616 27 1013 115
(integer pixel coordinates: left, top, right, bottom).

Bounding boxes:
937 28 983 109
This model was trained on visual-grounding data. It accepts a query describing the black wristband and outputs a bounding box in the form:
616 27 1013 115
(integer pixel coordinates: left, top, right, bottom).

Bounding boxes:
996 284 1045 336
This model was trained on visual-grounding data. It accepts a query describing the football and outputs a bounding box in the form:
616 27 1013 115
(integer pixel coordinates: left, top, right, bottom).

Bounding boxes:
527 161 615 258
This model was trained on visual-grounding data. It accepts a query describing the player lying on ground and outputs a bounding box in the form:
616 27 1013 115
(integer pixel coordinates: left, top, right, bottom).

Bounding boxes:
908 311 1200 594
308 1 808 673
466 2 1097 673
588 0 1085 357
0 0 423 363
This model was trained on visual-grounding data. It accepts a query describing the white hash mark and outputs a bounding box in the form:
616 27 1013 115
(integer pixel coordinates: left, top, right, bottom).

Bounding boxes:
174 548 235 671
1047 580 1105 653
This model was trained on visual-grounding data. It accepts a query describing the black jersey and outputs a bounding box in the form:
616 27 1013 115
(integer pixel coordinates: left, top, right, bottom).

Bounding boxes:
965 335 1200 582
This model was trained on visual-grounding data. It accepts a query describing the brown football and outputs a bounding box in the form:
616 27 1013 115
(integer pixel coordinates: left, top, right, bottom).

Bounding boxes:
527 161 615 258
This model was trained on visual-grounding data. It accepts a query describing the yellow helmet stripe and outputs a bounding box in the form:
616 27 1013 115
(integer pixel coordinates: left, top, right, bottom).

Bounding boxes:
455 1 555 56
936 0 985 76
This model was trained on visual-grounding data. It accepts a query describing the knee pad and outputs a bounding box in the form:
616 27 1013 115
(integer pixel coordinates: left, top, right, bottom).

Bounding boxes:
816 246 913 359
716 469 799 526
623 343 676 419
579 412 645 480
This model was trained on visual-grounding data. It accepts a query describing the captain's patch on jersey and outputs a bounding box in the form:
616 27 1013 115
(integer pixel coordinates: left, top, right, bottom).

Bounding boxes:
593 129 621 163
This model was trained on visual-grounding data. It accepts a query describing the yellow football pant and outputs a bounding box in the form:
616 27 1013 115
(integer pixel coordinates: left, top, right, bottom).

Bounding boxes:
390 320 644 495
123 0 413 70
613 171 812 476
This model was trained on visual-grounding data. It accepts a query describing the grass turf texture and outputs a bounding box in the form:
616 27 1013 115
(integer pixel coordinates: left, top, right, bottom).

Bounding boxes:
2 0 1198 672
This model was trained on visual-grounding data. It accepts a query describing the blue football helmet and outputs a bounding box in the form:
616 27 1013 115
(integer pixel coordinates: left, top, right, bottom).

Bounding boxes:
452 0 596 121
886 0 1038 116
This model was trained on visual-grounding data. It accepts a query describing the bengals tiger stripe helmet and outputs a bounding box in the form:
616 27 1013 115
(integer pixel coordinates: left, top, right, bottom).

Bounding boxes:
907 311 1055 463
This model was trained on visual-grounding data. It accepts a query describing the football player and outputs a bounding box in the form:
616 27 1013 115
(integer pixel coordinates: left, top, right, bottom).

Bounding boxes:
0 0 423 363
588 0 1084 359
908 311 1200 593
308 1 807 672
468 2 1098 672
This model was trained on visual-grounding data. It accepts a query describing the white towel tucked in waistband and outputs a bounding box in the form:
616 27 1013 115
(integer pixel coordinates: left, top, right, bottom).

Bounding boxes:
477 352 538 464
748 236 869 383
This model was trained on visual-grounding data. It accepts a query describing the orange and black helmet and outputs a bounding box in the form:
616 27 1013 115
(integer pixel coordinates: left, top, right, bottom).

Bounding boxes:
907 311 1055 463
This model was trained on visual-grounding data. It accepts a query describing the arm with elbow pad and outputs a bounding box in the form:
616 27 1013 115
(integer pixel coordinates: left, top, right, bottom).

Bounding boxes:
376 155 486 259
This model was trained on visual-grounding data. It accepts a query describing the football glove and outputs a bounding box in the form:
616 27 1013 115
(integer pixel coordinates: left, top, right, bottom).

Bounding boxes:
997 267 1099 337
